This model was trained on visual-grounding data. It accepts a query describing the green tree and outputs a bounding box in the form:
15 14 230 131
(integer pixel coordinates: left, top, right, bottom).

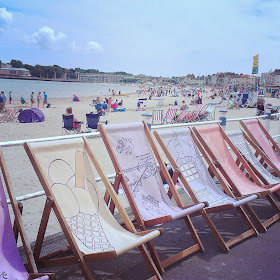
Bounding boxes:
10 59 24 68
0 60 2 68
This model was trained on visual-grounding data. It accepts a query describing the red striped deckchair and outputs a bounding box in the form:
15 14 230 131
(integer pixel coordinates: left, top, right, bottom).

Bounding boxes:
176 110 190 123
5 108 18 122
0 109 11 122
163 108 177 123
186 104 204 122
152 110 163 124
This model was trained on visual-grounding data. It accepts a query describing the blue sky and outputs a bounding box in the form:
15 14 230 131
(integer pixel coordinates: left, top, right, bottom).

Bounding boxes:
0 0 279 77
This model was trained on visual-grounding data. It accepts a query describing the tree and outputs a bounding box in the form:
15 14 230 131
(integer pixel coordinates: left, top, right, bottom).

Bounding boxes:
0 60 2 68
23 64 34 72
10 59 24 68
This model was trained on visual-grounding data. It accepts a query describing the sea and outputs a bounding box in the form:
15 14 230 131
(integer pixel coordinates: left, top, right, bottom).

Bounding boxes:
0 78 138 100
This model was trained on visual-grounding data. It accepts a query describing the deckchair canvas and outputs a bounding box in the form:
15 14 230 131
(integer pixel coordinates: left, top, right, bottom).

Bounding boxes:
24 138 162 280
0 149 54 280
226 130 280 185
155 128 258 252
193 124 280 231
240 119 280 171
99 122 206 272
163 108 177 123
152 110 163 124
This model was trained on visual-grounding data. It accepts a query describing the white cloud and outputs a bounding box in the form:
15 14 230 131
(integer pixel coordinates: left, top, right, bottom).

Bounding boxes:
32 26 67 50
86 41 103 51
0 7 13 31
71 40 103 53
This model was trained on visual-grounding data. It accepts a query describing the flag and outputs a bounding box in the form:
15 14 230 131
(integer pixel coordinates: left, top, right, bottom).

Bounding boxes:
252 54 259 74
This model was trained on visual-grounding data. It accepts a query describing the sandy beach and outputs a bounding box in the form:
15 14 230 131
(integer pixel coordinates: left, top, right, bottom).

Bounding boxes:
1 88 280 244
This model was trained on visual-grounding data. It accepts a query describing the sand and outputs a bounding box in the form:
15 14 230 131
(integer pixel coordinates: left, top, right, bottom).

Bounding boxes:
1 88 280 243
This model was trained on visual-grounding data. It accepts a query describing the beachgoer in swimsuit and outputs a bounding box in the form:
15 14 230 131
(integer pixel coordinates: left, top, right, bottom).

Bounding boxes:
37 92 41 108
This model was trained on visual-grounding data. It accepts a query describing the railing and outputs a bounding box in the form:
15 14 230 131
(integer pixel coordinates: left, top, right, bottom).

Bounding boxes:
2 109 280 204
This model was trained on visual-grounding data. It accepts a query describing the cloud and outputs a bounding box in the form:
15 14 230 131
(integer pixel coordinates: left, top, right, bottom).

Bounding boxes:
71 40 103 53
0 7 13 31
32 26 67 50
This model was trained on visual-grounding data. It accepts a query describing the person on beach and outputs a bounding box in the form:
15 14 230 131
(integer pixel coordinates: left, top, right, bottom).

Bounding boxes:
37 92 41 108
0 93 3 113
30 92 35 107
1 91 6 112
9 91 12 104
64 107 81 131
43 92 48 107
180 100 187 110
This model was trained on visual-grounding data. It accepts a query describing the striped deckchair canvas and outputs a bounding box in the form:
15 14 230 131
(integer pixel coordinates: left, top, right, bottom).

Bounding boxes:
152 109 163 124
186 104 204 122
176 110 190 123
163 108 177 123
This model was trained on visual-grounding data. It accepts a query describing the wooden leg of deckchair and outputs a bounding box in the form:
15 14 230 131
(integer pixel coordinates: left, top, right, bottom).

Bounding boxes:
13 202 23 242
243 204 267 233
273 191 280 202
266 195 280 212
235 206 258 236
200 211 229 252
34 197 53 261
138 245 163 280
145 241 164 274
183 215 204 252
108 173 122 214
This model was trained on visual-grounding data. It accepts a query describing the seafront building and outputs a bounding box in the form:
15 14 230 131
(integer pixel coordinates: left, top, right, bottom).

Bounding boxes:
0 63 30 78
78 73 129 83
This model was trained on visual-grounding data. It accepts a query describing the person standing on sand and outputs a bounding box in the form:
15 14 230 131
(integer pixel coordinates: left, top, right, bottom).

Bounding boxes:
37 92 41 108
30 92 35 107
43 92 48 107
2 91 6 112
9 91 12 104
0 92 3 113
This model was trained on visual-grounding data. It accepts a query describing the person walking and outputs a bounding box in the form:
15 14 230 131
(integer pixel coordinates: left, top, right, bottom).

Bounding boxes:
37 92 41 108
9 91 12 104
43 92 48 107
30 92 35 108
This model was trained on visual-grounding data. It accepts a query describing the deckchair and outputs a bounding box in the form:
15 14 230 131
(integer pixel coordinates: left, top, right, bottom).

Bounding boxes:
99 122 206 273
0 109 11 122
199 105 215 121
186 104 204 122
175 110 190 123
24 138 162 280
240 118 280 172
163 108 177 123
193 124 280 231
6 108 18 122
152 110 163 124
226 130 280 186
0 149 55 280
154 128 258 252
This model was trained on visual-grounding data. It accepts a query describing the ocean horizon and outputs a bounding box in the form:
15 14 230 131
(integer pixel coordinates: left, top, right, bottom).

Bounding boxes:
0 78 138 100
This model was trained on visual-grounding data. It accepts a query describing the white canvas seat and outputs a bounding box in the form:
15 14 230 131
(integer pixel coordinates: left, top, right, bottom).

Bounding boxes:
155 127 258 251
24 138 162 280
99 121 205 272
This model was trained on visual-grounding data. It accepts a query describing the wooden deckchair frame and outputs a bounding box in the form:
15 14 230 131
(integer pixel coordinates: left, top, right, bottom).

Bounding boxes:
192 124 280 232
154 129 258 252
24 139 163 280
228 130 280 187
0 148 55 280
240 119 280 175
99 121 205 273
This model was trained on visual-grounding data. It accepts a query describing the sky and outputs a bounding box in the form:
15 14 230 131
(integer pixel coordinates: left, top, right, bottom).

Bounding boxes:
0 0 279 77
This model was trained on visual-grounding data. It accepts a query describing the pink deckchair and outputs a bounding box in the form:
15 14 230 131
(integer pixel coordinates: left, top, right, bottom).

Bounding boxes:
240 119 280 171
152 109 163 124
163 108 177 123
0 176 53 280
193 124 280 231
